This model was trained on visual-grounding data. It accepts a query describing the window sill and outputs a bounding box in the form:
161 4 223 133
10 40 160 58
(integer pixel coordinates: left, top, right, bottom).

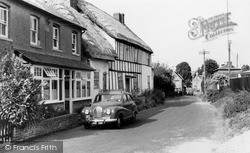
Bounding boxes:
53 48 63 52
30 44 42 49
40 100 64 105
0 37 13 42
72 53 80 56
73 97 92 101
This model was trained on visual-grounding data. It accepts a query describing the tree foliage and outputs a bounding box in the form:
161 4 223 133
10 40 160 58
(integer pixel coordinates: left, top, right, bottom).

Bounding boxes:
241 64 250 72
207 73 229 91
152 63 175 96
200 59 219 78
175 62 192 86
0 53 43 128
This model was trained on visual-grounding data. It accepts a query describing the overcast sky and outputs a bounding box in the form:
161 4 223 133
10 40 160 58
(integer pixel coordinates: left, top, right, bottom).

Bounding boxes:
87 0 250 71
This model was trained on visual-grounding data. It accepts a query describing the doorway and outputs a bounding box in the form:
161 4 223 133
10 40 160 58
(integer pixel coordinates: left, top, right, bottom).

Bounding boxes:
125 77 130 92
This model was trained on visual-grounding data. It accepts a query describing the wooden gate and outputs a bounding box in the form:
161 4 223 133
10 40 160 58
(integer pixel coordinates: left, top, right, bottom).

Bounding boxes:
0 115 13 143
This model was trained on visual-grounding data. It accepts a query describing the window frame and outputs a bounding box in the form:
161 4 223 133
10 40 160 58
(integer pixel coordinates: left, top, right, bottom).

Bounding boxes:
30 15 39 46
94 71 100 89
32 66 60 103
53 24 60 50
0 4 8 38
72 31 78 55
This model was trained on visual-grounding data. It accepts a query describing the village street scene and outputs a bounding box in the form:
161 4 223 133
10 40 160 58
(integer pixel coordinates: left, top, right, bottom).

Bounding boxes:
0 0 250 153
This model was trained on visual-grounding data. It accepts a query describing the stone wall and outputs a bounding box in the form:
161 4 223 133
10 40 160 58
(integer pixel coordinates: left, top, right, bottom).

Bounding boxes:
13 114 80 142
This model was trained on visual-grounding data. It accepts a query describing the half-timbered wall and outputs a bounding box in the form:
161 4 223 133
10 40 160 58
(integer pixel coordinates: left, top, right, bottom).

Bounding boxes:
108 40 152 92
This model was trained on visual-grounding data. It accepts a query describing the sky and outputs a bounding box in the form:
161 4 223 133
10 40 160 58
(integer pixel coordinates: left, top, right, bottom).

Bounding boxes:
86 0 250 72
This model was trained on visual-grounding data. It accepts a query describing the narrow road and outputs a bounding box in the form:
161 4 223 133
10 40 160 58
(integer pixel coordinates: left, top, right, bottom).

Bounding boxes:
3 96 225 153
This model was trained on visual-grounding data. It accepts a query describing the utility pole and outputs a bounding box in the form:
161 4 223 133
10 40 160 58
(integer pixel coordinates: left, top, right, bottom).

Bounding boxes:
199 49 210 94
228 40 232 85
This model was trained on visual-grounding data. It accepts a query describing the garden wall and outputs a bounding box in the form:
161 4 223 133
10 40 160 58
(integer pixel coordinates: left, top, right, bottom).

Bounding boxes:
13 114 80 142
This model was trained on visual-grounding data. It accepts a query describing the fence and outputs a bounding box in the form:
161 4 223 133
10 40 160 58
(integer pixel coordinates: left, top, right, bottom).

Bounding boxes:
230 77 250 91
0 115 13 143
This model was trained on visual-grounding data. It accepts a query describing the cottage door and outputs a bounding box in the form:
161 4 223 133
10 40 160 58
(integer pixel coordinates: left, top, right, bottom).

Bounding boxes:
64 70 71 114
125 77 130 92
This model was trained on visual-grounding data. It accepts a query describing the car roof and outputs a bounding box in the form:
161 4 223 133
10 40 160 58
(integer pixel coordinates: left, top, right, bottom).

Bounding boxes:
98 90 130 95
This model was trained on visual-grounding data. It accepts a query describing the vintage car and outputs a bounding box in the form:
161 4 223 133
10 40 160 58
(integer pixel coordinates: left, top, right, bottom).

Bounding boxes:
81 90 138 129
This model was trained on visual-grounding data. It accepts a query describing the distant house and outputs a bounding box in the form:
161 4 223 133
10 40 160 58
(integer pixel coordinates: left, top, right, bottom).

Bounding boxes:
215 62 241 78
76 0 154 93
1 0 95 114
192 73 202 93
173 72 184 94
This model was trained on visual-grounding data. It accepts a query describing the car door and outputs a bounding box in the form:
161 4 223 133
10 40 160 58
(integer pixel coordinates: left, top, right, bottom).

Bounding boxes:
122 94 133 118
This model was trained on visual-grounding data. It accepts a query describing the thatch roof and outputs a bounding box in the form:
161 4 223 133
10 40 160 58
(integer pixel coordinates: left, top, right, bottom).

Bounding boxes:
77 0 153 53
41 0 117 61
20 0 83 29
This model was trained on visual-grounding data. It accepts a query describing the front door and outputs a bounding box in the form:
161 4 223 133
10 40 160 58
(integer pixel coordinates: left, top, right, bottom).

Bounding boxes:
125 77 130 92
64 78 70 113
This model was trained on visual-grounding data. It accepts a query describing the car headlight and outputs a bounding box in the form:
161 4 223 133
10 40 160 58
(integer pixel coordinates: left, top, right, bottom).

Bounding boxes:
85 109 90 115
106 109 111 115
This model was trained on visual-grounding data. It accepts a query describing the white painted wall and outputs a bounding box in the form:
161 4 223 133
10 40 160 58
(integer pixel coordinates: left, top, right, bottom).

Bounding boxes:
90 59 109 102
141 65 153 91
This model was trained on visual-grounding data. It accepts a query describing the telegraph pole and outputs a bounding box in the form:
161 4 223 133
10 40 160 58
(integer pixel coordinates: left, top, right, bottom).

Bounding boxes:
227 0 231 85
199 49 210 94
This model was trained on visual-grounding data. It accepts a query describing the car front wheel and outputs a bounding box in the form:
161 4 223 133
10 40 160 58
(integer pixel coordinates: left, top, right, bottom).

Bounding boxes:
83 123 91 129
132 112 137 122
116 115 123 128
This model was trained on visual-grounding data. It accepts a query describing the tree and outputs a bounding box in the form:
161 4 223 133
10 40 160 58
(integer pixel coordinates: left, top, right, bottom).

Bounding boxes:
200 59 219 78
0 53 43 128
242 65 250 72
152 62 175 96
175 62 192 86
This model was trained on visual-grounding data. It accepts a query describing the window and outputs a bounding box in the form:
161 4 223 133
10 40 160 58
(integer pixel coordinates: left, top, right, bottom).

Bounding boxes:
73 71 91 98
33 66 59 102
30 15 39 45
0 4 8 38
94 71 99 89
53 25 60 50
103 73 107 90
72 31 78 54
118 73 123 90
34 67 42 77
147 75 150 89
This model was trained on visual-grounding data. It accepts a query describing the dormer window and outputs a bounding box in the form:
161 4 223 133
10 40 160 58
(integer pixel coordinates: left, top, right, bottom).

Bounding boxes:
0 4 8 38
30 15 39 45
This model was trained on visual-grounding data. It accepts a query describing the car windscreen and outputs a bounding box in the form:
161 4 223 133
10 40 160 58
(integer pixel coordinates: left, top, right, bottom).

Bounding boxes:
94 94 122 103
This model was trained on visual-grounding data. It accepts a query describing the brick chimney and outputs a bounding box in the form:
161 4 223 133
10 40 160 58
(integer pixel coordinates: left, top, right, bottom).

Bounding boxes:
113 13 125 24
70 0 78 9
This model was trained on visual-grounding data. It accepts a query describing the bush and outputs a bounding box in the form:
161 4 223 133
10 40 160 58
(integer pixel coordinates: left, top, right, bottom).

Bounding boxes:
0 53 43 128
133 89 166 110
41 105 67 119
222 90 250 118
205 88 234 103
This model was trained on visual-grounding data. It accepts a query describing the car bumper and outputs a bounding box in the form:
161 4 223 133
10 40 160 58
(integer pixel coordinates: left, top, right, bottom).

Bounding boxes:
84 116 117 125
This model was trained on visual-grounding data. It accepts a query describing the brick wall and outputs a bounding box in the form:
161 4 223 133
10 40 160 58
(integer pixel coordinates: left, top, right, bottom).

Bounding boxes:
13 114 80 142
73 99 91 113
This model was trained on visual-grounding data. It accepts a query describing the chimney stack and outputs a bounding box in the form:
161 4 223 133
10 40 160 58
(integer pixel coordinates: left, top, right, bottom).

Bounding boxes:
113 13 125 24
